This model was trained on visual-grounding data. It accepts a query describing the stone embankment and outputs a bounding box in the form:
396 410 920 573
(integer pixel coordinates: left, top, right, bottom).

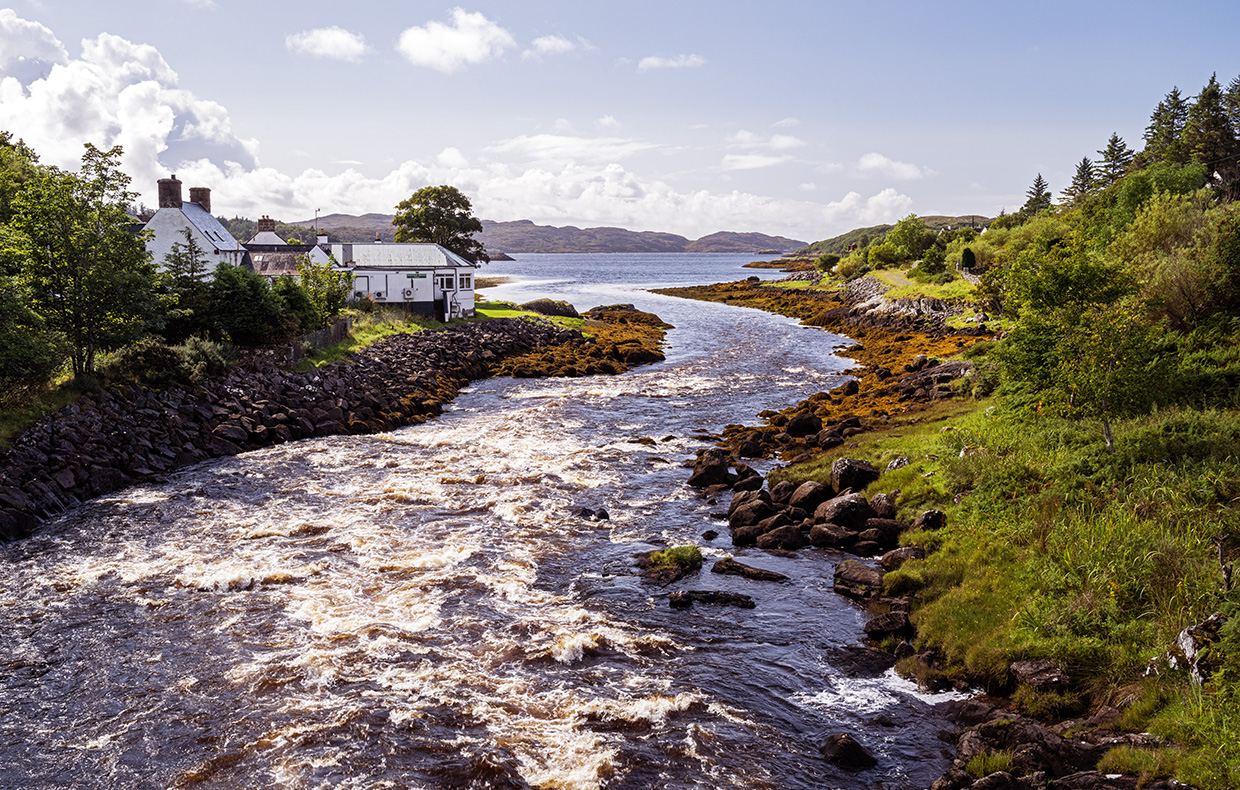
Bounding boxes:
0 317 584 541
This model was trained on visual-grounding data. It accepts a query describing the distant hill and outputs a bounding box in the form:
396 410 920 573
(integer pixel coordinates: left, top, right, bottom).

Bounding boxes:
794 214 992 256
288 214 805 254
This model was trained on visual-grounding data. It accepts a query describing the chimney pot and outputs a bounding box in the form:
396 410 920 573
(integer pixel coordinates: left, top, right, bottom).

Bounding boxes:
188 187 212 214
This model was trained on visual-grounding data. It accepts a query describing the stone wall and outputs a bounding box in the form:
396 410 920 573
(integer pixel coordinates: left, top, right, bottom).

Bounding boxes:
0 318 580 540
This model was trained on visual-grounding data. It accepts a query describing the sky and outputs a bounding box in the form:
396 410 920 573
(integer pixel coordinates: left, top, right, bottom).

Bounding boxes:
1 1 1238 242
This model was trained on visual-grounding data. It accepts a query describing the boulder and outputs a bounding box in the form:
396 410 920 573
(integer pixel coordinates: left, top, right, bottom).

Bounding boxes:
728 498 777 529
789 480 832 513
711 557 789 582
754 512 793 533
833 560 884 600
735 433 765 458
818 733 876 771
756 524 806 551
769 480 796 505
1172 612 1228 685
785 410 823 438
814 493 876 530
863 611 914 641
954 718 1105 780
816 431 844 449
880 546 926 572
912 509 947 531
831 457 880 494
688 449 731 488
809 522 855 549
669 590 756 609
730 523 766 547
1011 659 1070 693
885 456 910 474
869 491 899 519
863 518 908 547
732 474 764 492
839 379 860 397
727 488 770 517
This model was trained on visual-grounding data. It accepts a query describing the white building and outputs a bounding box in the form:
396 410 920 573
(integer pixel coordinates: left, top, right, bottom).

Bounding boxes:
330 242 478 320
143 176 245 269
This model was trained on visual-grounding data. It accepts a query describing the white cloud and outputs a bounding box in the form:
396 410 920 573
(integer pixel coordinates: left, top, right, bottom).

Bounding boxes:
285 26 368 63
522 34 575 60
799 182 818 192
552 118 575 133
396 8 515 74
728 130 805 152
595 115 622 131
182 0 217 8
772 117 800 128
854 152 933 180
637 54 705 72
484 134 660 165
720 153 792 171
0 9 67 75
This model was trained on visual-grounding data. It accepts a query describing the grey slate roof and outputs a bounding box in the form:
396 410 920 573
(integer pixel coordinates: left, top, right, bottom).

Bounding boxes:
331 242 477 269
182 202 243 252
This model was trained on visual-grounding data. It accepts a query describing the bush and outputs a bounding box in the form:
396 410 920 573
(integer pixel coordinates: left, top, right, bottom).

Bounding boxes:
650 545 703 568
965 750 1015 779
209 263 289 345
815 253 841 272
176 337 235 383
98 337 235 388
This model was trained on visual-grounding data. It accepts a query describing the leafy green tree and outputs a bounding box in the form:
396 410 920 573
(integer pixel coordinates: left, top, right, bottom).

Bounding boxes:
1051 300 1170 453
11 144 164 377
1213 210 1240 311
1097 133 1135 186
162 227 212 342
866 241 903 268
297 254 353 326
920 244 947 275
392 185 489 263
885 213 935 260
1022 173 1052 215
1183 73 1238 167
960 247 977 271
1061 158 1098 205
1142 87 1190 164
814 253 840 273
0 131 40 227
271 275 320 334
0 274 66 401
208 263 287 345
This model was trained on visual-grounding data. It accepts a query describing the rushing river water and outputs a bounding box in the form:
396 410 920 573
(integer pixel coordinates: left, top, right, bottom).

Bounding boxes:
1 254 961 790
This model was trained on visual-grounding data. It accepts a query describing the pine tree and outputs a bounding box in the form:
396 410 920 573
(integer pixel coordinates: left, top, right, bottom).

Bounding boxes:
1142 87 1190 164
1183 73 1239 167
1061 157 1098 205
1022 173 1052 215
1097 133 1134 186
1225 75 1240 138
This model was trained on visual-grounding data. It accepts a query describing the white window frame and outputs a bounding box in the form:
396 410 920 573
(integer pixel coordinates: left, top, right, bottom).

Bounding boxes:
458 273 472 290
435 273 454 290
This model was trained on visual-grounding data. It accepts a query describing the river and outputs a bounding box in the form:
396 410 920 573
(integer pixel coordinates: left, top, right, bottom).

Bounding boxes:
0 254 960 790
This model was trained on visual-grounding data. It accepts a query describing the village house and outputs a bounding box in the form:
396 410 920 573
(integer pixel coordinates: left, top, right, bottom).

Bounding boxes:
143 175 246 268
142 177 479 319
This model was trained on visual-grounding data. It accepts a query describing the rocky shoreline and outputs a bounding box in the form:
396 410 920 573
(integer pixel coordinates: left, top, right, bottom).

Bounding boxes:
0 311 666 541
660 278 1187 789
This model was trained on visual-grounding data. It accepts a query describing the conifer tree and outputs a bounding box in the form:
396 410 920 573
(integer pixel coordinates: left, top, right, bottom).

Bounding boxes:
1225 75 1240 138
1097 133 1134 186
1183 73 1238 166
1143 87 1190 164
1022 173 1052 215
1061 157 1097 205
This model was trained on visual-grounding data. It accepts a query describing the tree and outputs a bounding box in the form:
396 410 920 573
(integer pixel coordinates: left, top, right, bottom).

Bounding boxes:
11 144 164 377
208 263 287 345
0 131 40 227
1224 75 1240 138
1183 73 1238 167
885 214 935 260
392 185 489 263
297 254 353 327
1022 173 1052 215
271 275 320 334
1051 300 1169 453
162 227 211 342
1097 133 1135 186
1142 87 1190 164
1061 158 1098 205
0 272 66 402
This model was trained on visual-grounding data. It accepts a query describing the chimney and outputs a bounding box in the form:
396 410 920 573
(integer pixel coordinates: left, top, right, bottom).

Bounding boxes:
375 231 382 244
157 174 183 209
188 187 211 214
317 229 329 246
257 215 276 233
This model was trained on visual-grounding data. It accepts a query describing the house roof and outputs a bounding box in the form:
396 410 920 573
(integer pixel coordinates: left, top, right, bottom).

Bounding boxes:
330 242 477 269
248 251 303 277
247 231 287 245
182 202 243 252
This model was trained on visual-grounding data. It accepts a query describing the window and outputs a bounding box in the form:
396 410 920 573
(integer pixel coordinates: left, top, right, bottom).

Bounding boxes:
436 273 454 290
458 274 472 290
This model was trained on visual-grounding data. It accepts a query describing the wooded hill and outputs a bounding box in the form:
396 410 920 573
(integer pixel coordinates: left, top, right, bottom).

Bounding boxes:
795 215 992 257
285 214 805 254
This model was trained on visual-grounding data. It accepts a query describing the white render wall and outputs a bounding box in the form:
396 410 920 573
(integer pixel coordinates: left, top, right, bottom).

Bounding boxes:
145 208 245 270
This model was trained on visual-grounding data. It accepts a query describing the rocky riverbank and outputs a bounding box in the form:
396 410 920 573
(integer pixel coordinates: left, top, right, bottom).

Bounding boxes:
659 278 1190 789
0 311 665 541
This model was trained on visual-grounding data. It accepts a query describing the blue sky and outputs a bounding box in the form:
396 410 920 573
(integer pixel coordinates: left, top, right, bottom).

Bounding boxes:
1 1 1237 241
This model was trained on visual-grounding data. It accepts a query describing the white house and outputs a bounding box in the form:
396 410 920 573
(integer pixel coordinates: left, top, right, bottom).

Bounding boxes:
329 242 478 320
243 216 334 278
143 175 245 269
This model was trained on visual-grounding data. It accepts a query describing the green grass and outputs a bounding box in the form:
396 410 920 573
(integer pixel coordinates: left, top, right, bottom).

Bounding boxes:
0 372 81 449
650 545 704 568
293 309 438 369
475 301 587 330
965 750 1015 779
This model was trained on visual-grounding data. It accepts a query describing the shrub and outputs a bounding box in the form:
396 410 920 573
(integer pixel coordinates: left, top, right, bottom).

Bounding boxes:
175 337 235 383
209 263 288 345
965 750 1015 779
815 253 841 272
98 337 235 388
650 545 703 568
520 298 580 318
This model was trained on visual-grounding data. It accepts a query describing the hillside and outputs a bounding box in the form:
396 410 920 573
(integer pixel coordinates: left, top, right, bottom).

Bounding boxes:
795 214 991 257
288 214 805 254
